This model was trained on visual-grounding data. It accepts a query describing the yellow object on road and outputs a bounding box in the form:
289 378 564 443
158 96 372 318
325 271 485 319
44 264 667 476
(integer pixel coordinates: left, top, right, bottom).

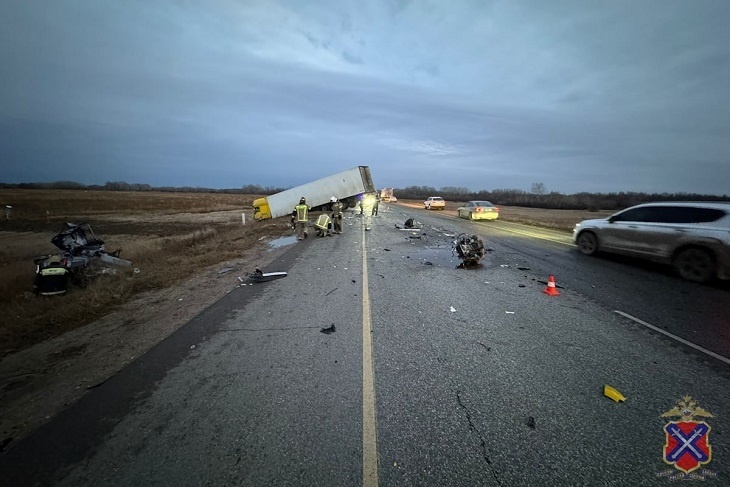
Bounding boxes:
603 385 626 402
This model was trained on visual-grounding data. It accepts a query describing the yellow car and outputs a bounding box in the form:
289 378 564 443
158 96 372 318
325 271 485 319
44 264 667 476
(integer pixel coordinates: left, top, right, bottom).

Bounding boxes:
457 201 499 221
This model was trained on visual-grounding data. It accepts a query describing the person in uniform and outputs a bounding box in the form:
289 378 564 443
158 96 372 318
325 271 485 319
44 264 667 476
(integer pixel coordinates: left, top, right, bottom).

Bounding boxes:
330 196 344 234
372 195 380 216
292 197 310 240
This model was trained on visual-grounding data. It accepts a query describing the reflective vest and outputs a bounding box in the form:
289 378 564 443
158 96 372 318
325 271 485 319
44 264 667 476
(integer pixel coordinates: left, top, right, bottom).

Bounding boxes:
295 204 309 222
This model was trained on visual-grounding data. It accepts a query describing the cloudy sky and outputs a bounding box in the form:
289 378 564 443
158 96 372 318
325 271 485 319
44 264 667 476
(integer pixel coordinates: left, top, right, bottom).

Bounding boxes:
1 0 729 195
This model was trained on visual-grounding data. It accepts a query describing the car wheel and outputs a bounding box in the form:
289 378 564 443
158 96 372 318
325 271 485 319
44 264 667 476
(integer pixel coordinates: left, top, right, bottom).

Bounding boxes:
576 231 598 255
673 247 715 283
468 212 474 221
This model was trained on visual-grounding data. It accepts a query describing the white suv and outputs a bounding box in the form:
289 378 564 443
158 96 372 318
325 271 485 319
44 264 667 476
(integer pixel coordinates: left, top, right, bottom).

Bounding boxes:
573 201 730 282
424 196 445 210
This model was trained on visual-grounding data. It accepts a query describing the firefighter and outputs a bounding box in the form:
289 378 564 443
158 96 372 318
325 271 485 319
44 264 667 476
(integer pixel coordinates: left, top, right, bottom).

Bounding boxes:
33 255 70 296
292 197 309 240
314 214 332 237
330 196 344 234
372 195 380 216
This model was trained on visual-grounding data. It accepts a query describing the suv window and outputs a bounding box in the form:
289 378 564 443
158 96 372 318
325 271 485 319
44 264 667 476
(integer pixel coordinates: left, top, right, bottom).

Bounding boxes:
612 206 726 224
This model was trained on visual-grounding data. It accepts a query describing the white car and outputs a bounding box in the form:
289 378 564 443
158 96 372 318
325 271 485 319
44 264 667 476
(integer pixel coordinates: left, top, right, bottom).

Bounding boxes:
572 201 730 282
424 196 445 210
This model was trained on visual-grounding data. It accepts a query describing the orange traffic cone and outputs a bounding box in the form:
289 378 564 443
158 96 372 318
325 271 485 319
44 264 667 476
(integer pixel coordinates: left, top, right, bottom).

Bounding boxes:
543 275 560 296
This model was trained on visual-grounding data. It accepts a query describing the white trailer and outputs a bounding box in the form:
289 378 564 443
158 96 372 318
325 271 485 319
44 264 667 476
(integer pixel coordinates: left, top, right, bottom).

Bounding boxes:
252 166 376 220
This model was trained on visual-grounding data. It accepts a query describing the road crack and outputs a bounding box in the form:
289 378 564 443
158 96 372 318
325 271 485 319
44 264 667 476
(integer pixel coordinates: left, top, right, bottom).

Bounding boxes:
456 390 502 486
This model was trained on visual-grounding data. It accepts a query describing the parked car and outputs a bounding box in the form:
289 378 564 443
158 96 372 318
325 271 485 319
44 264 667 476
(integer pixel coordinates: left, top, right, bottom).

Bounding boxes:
424 196 445 210
572 201 730 282
457 201 499 221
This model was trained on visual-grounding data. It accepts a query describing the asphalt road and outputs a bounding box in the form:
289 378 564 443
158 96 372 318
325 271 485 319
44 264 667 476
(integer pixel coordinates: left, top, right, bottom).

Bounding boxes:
2 203 729 486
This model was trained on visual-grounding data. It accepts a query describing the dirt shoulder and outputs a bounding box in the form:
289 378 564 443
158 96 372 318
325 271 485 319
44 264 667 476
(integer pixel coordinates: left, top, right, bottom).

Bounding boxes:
0 238 293 451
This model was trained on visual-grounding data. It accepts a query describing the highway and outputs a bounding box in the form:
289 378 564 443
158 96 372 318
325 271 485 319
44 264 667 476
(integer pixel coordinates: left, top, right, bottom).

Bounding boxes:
2 203 729 486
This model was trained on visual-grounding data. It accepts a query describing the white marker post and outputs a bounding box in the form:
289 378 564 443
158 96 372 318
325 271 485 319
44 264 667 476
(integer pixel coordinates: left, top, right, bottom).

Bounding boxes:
241 212 246 225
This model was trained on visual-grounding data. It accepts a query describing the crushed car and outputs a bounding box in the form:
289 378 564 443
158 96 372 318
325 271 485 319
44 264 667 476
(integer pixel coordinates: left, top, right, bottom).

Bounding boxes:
453 233 486 266
33 222 132 295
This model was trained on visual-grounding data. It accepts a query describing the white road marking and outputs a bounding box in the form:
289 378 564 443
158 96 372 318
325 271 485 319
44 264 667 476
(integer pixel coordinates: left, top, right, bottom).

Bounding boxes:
614 310 730 365
362 224 379 487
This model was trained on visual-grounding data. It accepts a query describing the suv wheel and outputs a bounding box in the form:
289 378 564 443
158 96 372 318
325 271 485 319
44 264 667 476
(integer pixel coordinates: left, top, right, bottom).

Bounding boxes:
673 247 715 283
577 231 598 255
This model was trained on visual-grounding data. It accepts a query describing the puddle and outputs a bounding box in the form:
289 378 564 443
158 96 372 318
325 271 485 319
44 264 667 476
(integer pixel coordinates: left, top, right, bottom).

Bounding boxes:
267 235 298 250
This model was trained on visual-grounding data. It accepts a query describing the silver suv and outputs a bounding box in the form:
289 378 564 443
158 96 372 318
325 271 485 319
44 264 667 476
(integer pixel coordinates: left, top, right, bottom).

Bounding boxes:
572 202 730 282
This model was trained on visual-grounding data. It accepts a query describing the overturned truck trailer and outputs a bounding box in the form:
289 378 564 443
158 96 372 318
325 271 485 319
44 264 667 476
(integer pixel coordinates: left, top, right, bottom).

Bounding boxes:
252 166 376 220
33 223 132 295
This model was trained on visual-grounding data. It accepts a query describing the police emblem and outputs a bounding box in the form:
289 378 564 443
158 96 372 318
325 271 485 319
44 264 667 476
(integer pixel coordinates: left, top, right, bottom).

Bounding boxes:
659 396 717 480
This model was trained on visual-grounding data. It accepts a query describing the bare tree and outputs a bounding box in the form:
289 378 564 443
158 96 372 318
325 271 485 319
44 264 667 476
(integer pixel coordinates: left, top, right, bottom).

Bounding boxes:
531 182 546 195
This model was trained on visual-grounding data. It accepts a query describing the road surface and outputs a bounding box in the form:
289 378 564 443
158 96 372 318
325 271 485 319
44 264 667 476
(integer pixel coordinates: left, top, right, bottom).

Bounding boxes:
2 203 729 486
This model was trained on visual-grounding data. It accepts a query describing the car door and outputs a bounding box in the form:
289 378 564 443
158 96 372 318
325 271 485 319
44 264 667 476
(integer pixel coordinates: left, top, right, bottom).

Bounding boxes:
460 202 471 217
600 207 673 257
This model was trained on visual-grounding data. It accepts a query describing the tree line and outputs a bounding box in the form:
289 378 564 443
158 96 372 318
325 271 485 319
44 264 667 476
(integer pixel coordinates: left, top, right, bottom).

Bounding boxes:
394 184 730 211
1 180 727 211
0 181 287 195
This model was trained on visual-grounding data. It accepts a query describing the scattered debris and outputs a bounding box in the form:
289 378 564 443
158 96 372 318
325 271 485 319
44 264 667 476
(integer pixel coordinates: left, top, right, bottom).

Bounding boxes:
476 342 491 351
218 267 235 274
320 324 336 334
449 306 456 313
603 384 626 403
518 284 526 288
404 218 415 228
517 267 530 271
423 261 433 266
505 311 515 314
453 233 486 266
325 288 337 296
384 248 391 251
500 264 509 268
526 416 536 429
247 268 288 282
190 345 196 350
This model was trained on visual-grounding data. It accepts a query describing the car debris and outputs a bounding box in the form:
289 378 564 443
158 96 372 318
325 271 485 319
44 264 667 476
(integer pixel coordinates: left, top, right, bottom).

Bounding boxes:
320 324 336 334
246 268 288 282
604 384 627 403
452 233 486 266
33 222 132 295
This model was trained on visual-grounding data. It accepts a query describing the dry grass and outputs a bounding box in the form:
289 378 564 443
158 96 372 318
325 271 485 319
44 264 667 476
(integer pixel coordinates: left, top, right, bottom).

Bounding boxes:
0 189 287 356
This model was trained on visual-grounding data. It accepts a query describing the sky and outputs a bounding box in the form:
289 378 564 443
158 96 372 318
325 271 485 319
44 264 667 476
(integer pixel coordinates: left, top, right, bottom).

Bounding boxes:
1 0 729 195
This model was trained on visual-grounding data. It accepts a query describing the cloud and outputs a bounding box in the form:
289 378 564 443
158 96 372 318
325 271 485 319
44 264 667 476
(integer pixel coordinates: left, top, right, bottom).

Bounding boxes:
1 0 729 195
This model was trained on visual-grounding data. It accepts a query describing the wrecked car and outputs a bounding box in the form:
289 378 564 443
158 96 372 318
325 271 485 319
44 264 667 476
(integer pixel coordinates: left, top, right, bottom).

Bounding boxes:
453 233 486 266
33 222 131 295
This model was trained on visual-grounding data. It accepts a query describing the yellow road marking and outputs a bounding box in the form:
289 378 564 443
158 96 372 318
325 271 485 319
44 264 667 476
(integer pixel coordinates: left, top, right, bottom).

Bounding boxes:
362 224 379 487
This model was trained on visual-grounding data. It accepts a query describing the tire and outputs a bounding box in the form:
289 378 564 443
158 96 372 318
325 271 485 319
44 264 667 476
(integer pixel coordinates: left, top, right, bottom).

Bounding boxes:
673 247 715 283
468 212 474 221
576 231 598 255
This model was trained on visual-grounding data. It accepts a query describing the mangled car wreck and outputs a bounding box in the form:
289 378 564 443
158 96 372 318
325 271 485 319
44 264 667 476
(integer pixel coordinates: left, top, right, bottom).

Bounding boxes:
453 233 486 267
33 223 132 296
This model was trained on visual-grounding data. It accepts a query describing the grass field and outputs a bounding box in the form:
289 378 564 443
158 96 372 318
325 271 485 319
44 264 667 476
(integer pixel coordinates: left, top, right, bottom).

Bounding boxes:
0 189 290 356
